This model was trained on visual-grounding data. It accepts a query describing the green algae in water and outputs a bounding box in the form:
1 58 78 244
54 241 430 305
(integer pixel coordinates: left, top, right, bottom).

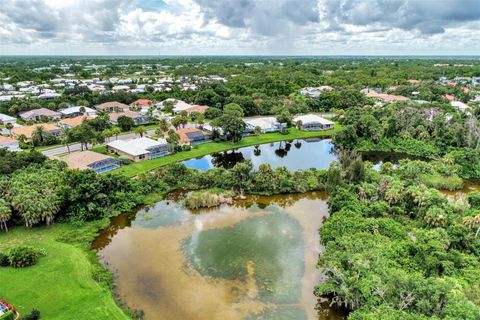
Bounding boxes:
184 206 305 304
133 201 188 228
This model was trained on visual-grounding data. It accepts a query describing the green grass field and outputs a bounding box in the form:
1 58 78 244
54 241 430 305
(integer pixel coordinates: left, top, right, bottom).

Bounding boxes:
112 126 341 177
0 224 129 320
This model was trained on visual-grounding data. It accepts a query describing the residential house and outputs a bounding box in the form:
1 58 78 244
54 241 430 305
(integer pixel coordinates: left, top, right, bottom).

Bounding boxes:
107 137 169 162
299 86 334 98
0 113 17 125
365 91 410 103
245 117 280 133
130 99 153 109
11 123 61 141
60 150 120 173
293 114 334 131
19 108 61 121
109 110 150 125
157 99 194 114
176 127 211 144
185 105 209 114
58 116 93 129
0 136 20 151
59 106 96 117
95 101 129 113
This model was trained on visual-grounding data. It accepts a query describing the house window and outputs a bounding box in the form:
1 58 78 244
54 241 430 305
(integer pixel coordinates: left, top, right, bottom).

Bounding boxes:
139 154 145 160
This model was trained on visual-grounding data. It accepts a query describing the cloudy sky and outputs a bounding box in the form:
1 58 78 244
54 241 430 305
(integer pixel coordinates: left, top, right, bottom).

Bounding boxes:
1 0 480 55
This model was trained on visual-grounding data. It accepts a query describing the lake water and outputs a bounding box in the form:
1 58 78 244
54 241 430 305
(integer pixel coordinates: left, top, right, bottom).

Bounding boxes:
93 193 346 320
182 139 421 171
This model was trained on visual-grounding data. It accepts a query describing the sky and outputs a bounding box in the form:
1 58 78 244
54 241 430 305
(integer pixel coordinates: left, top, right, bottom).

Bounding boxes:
1 0 480 56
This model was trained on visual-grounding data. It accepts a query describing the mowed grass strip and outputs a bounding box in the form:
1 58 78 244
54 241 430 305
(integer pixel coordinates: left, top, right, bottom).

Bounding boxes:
0 225 129 320
111 125 342 177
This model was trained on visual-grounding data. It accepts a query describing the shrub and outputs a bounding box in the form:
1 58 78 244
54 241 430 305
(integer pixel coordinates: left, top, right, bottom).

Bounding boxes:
0 252 9 266
7 245 42 268
467 192 480 209
22 309 41 320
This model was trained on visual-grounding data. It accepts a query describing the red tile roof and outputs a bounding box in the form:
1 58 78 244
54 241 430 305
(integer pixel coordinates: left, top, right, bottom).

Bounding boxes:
175 127 205 144
186 105 209 114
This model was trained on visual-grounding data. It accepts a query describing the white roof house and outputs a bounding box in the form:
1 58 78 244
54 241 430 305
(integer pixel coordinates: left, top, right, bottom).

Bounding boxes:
294 114 334 125
107 137 169 161
245 117 279 132
157 99 194 113
451 101 470 112
59 106 96 117
0 113 17 125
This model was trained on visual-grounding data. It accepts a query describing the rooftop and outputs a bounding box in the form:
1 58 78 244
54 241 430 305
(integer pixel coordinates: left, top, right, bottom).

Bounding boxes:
60 151 117 170
108 137 167 156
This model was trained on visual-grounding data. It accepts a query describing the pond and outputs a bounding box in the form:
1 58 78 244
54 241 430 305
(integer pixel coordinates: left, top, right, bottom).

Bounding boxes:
93 192 346 320
182 139 422 171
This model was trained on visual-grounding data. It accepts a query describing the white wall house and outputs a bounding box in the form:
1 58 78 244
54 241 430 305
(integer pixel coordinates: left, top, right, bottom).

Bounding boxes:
293 114 334 131
245 117 280 133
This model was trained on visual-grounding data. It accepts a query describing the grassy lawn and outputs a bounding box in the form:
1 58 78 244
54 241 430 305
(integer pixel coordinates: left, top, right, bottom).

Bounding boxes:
0 223 129 320
112 125 342 177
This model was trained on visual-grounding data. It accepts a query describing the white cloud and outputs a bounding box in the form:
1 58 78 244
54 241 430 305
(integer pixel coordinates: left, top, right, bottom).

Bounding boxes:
0 0 479 55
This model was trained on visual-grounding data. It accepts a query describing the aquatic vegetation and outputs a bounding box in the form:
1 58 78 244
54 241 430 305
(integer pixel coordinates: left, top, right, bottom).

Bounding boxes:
184 207 304 304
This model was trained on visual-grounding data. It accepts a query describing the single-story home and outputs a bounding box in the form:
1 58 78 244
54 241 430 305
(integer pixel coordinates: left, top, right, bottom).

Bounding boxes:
0 113 17 125
58 115 93 129
59 106 96 117
157 99 194 114
293 114 334 131
130 99 153 109
18 108 61 121
109 110 150 125
176 127 212 144
60 150 120 173
245 117 279 133
11 123 62 141
366 91 410 103
186 105 209 114
299 86 334 97
107 137 169 162
0 136 20 151
95 101 129 113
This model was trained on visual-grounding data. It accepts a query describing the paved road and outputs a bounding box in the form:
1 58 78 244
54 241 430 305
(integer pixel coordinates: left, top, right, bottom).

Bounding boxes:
42 130 155 157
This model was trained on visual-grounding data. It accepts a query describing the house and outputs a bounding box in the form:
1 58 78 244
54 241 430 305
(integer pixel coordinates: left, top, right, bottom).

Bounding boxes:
0 113 17 125
451 101 470 113
11 123 61 141
18 108 61 121
444 94 455 102
366 92 410 103
245 117 280 133
130 99 153 109
58 116 93 129
59 106 96 117
0 136 20 151
60 150 120 173
157 99 194 114
176 127 212 144
107 137 170 162
95 101 129 113
299 86 334 98
293 114 334 131
185 105 209 114
109 110 150 125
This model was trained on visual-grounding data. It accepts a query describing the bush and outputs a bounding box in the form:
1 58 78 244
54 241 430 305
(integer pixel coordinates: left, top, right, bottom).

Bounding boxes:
467 192 480 209
0 252 9 266
22 309 41 320
7 245 42 268
182 144 192 151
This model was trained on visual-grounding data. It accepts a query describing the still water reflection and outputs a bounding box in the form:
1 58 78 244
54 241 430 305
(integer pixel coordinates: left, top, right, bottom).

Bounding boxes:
93 193 346 320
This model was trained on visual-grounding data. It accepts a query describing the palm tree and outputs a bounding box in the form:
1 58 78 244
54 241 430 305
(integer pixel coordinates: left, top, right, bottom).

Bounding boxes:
135 126 146 137
33 125 45 145
61 128 74 154
5 122 13 136
158 118 170 133
103 128 113 142
0 199 11 232
111 127 121 140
